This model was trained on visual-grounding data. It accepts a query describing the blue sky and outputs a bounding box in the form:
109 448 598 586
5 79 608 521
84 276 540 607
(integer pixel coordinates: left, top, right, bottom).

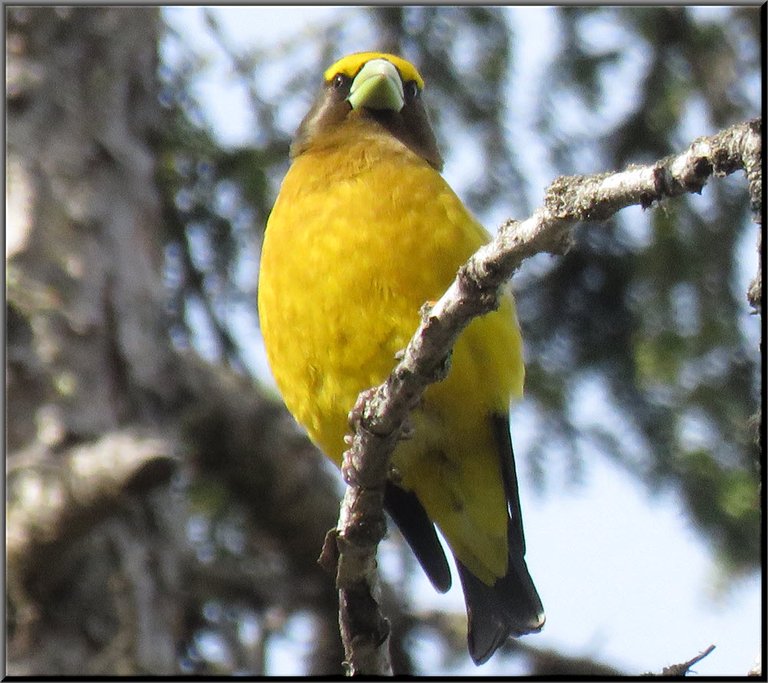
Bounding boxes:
162 7 761 676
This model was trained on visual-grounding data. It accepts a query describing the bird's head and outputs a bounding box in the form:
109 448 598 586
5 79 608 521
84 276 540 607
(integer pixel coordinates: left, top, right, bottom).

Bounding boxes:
291 52 444 170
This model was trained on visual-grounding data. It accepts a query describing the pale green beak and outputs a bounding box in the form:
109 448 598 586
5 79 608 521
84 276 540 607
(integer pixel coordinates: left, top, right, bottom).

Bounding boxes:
347 58 404 112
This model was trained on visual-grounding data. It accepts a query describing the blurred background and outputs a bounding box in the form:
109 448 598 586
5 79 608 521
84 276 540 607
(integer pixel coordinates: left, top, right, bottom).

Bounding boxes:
6 6 762 676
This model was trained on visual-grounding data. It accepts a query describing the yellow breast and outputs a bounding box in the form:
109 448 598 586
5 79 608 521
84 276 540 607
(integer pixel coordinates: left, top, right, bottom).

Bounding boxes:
258 119 524 582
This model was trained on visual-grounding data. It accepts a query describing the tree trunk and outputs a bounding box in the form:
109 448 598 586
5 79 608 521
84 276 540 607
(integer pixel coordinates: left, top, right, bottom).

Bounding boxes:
6 7 344 674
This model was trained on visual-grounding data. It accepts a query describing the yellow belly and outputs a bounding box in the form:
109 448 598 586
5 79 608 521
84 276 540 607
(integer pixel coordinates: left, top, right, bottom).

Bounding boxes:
258 125 524 583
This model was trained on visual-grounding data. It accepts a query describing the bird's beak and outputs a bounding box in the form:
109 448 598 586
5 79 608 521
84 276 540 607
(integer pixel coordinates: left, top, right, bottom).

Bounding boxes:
347 58 404 112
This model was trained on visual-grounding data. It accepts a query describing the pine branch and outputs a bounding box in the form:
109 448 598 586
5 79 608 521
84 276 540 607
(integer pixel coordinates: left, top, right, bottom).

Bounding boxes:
325 118 762 675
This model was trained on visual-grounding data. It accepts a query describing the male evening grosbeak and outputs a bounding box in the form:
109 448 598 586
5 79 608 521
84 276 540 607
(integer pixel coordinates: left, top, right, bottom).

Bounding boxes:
258 52 544 664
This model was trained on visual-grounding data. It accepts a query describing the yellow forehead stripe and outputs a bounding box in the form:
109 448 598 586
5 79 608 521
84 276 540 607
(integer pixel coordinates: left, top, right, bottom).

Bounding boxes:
324 52 425 90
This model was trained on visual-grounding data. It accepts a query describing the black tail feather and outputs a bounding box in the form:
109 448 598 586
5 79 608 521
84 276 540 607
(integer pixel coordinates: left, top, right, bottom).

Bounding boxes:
457 544 544 665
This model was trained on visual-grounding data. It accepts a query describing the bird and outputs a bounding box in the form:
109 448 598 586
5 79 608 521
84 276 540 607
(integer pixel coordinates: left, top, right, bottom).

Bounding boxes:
258 51 544 665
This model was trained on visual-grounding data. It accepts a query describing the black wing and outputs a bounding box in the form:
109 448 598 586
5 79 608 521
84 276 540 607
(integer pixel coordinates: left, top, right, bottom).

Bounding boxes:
383 482 452 593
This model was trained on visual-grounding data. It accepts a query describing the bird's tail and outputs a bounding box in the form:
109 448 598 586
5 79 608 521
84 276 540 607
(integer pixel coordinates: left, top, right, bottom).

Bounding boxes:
457 547 545 665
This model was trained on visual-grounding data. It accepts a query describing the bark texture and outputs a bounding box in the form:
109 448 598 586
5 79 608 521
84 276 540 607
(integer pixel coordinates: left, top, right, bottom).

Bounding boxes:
6 7 343 675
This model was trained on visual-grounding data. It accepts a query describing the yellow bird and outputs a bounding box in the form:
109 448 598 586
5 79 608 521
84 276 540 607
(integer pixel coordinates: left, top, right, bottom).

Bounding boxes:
258 52 544 664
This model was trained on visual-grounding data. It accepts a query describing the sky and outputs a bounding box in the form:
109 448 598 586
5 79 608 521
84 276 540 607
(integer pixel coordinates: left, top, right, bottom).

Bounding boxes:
161 6 762 676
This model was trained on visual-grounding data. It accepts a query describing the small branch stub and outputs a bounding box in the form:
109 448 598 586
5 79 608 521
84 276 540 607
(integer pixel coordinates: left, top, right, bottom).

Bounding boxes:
646 644 717 676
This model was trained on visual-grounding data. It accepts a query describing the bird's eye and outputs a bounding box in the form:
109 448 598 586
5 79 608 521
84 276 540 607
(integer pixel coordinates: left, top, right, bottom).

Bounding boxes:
404 81 419 102
333 73 350 89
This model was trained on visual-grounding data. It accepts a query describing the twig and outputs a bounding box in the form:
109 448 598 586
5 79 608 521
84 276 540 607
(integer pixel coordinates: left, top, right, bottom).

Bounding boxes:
325 119 762 674
648 643 717 676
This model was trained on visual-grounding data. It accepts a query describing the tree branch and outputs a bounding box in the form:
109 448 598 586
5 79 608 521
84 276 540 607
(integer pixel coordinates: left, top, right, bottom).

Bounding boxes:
7 430 177 575
325 118 761 674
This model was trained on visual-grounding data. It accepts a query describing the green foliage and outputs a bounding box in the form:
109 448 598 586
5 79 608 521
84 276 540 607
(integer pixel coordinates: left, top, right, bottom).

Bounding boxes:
519 6 760 572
